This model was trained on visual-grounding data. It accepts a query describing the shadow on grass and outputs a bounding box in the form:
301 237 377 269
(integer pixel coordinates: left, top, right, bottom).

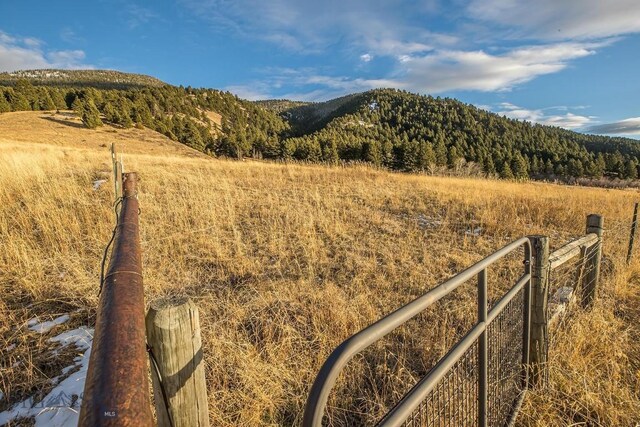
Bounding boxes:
41 115 86 129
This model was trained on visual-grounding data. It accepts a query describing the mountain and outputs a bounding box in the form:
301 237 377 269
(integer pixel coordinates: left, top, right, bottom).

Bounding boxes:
265 89 640 180
0 69 167 90
1 70 638 181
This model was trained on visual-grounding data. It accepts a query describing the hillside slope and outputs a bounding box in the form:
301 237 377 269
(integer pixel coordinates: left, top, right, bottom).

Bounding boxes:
1 113 639 425
270 89 640 179
0 69 167 89
0 110 207 157
2 70 640 182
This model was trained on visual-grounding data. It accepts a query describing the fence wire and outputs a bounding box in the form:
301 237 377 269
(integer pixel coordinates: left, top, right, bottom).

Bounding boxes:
547 240 601 324
487 286 525 426
398 286 525 427
400 341 479 427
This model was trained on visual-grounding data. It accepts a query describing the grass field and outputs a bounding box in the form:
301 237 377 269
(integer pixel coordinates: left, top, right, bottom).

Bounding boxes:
0 111 639 425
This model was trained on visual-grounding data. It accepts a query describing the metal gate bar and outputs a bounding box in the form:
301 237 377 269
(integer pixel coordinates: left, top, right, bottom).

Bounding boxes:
303 237 532 426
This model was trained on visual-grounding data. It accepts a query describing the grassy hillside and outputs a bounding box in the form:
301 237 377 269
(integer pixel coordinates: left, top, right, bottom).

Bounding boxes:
0 111 639 425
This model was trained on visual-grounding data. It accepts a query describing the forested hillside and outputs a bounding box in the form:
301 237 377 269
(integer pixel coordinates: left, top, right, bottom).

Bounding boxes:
1 71 639 180
270 89 640 180
0 69 166 89
0 76 288 157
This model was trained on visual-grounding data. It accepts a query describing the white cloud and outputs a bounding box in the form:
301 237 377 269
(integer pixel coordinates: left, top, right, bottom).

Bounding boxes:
0 31 91 72
224 84 274 101
125 5 161 29
492 103 595 129
227 67 397 101
23 37 42 48
393 41 604 93
468 0 640 40
586 117 640 136
229 40 608 100
182 1 639 98
181 0 451 56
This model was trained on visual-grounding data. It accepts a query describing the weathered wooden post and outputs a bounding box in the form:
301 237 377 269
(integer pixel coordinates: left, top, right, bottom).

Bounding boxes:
627 203 638 264
111 143 123 202
582 214 604 307
528 235 549 386
146 297 210 427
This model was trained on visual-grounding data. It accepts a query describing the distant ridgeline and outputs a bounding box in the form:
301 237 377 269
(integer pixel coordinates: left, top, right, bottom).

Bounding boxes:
1 70 639 180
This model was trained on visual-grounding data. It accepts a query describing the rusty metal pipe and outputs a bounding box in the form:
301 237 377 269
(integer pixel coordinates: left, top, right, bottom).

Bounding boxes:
79 172 153 426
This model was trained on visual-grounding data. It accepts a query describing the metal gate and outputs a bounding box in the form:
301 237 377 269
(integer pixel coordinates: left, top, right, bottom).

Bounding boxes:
303 237 532 427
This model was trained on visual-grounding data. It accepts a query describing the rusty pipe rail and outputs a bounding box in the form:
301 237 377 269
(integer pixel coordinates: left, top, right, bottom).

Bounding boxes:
79 172 153 426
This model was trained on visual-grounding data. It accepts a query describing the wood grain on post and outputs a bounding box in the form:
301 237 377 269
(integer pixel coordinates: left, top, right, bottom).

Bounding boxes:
582 214 604 307
146 297 210 427
528 235 549 386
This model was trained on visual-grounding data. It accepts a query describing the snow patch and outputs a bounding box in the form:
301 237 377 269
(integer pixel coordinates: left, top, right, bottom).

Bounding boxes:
28 315 70 334
416 214 442 229
0 327 93 427
92 179 107 191
465 227 483 237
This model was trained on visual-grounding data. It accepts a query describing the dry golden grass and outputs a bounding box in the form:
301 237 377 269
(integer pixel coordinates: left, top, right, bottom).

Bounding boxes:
1 111 639 425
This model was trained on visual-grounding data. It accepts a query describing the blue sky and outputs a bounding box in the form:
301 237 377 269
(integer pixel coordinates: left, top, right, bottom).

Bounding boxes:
1 0 639 137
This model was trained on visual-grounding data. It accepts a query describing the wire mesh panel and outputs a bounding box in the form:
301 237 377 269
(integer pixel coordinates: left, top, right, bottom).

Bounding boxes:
394 285 526 427
487 286 525 426
400 341 479 427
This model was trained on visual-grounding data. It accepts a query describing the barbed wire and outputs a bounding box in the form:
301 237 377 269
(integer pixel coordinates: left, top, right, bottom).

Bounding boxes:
98 197 123 296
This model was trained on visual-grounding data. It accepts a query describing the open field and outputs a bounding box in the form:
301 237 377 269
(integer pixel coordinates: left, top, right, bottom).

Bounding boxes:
1 111 639 425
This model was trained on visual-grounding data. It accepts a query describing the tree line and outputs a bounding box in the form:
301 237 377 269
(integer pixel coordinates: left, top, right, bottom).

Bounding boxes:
1 80 638 180
274 89 640 180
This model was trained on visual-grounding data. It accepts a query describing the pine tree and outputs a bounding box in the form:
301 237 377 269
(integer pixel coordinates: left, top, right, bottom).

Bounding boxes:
72 97 85 115
81 98 103 129
14 79 36 108
511 153 529 179
35 88 56 111
595 153 606 176
0 91 10 113
418 142 435 170
103 103 121 124
9 91 30 111
434 136 447 167
320 139 339 164
50 89 68 110
545 159 554 175
362 141 382 166
500 161 514 179
483 156 496 175
182 120 205 151
624 159 638 179
447 145 460 167
567 159 584 177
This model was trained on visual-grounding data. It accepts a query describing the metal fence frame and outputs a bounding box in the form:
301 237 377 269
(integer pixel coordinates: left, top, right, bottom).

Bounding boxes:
303 237 532 427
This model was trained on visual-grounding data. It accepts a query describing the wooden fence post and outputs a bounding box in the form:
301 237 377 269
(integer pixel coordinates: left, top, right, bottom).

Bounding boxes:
146 297 210 427
582 214 604 307
627 203 638 264
528 235 549 386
